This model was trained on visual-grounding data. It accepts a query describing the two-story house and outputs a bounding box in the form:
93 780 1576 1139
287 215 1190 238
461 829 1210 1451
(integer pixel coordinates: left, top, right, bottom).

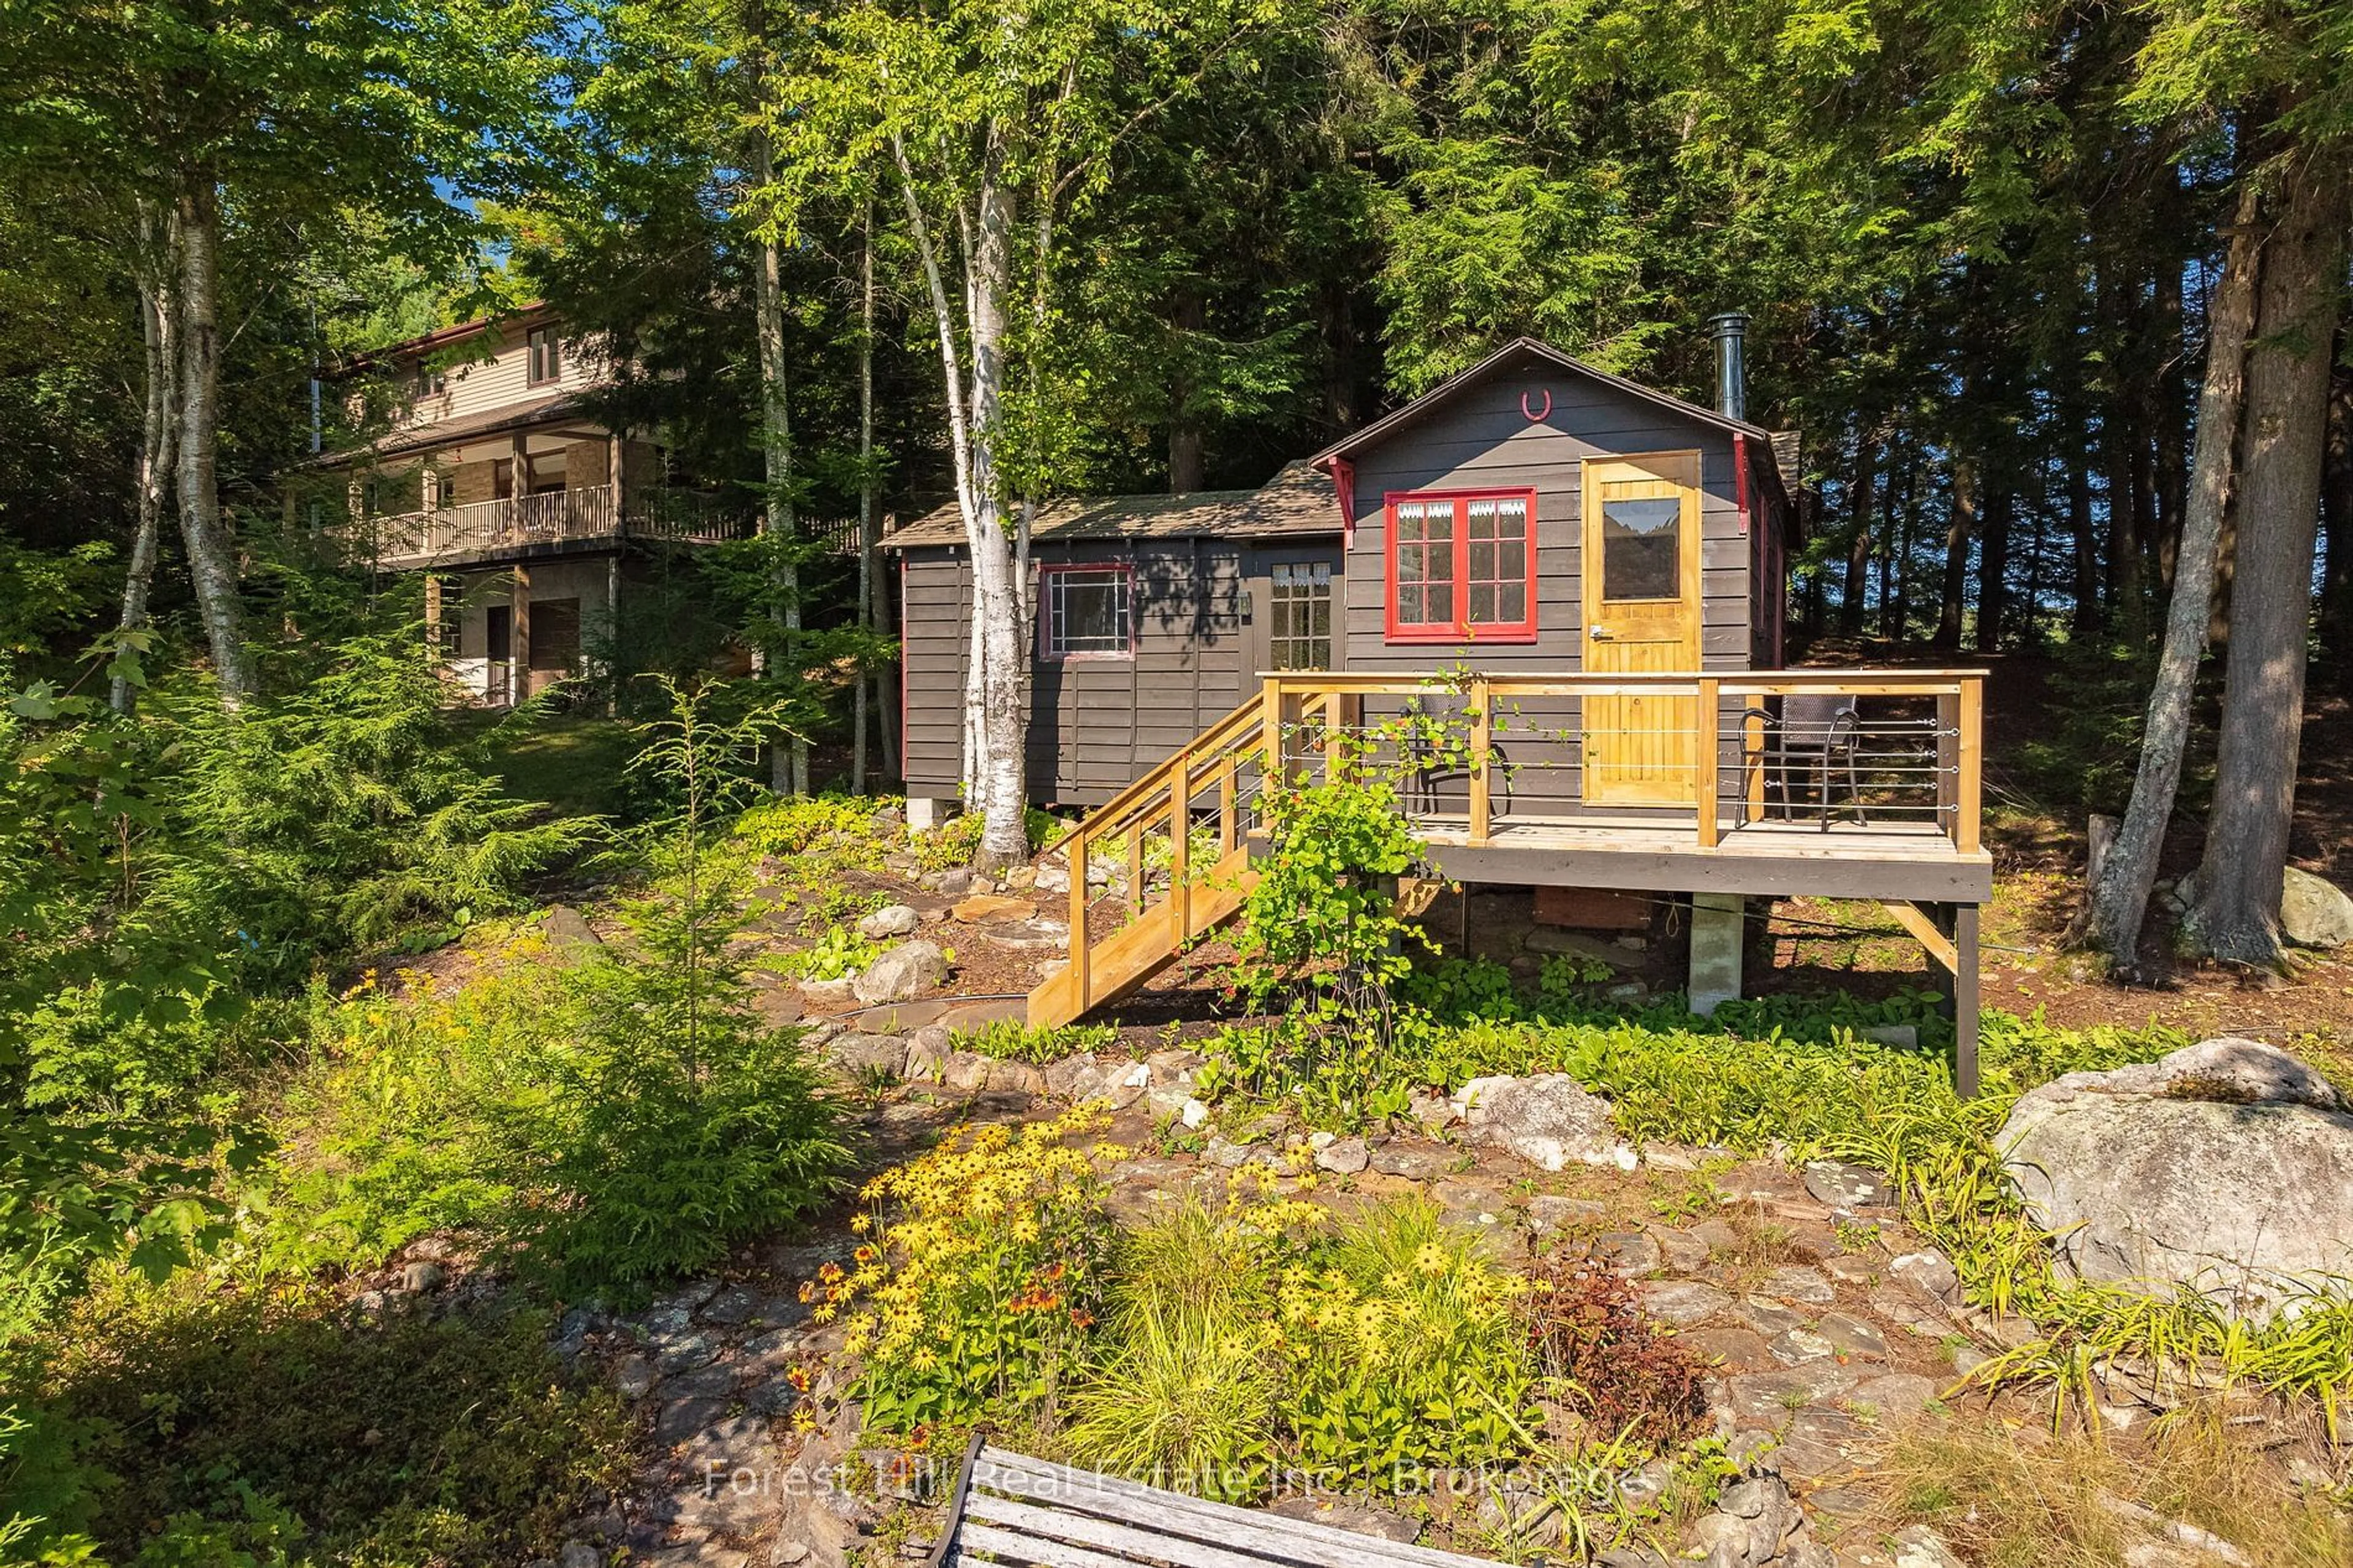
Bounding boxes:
317 305 745 703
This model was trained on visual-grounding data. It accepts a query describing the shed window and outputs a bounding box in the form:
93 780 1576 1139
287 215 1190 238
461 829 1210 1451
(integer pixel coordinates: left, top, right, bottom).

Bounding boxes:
1384 490 1537 642
527 325 562 385
1268 561 1333 670
1043 567 1132 658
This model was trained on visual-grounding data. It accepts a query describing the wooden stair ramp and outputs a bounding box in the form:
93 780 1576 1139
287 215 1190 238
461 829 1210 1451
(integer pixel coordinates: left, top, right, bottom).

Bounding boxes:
1026 692 1272 1029
926 1439 1503 1568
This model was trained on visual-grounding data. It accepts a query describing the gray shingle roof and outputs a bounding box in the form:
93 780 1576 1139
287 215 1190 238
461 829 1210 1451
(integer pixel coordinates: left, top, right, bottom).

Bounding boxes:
884 460 1342 550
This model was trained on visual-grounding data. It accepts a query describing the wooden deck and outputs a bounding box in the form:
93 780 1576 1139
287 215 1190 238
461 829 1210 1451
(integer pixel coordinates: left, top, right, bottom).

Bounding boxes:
1026 665 1991 1091
335 483 749 569
1411 815 1992 901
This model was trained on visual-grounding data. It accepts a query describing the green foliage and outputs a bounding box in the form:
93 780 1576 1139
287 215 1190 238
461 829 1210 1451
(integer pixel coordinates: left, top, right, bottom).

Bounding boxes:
0 636 597 1338
1227 775 1425 1009
1060 1193 1542 1500
260 679 847 1296
4 1276 632 1568
738 793 890 861
1193 1014 1423 1132
1278 1199 1540 1490
911 806 1059 873
952 1020 1120 1067
2009 639 2168 817
778 925 879 983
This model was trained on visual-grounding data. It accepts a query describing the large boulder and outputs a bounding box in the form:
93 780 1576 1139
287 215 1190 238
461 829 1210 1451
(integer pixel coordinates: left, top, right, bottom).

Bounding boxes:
1452 1074 1637 1172
2281 866 2353 949
1999 1037 2353 1317
852 939 949 1004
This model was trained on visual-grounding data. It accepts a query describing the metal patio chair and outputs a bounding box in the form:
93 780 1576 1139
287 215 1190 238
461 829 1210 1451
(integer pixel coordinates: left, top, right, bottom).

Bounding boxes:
1742 692 1866 830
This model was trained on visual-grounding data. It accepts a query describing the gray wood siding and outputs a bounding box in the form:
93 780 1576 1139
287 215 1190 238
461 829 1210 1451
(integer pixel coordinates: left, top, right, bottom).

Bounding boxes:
1341 371 1754 676
898 537 1342 805
1339 369 1755 819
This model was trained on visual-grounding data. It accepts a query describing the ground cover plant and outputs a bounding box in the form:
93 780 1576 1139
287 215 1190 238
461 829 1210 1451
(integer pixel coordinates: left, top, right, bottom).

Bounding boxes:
816 1113 1699 1544
3 1272 634 1568
952 1019 1121 1065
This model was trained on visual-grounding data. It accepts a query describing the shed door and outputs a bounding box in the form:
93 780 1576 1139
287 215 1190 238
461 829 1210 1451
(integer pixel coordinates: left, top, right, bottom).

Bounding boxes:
1582 452 1703 806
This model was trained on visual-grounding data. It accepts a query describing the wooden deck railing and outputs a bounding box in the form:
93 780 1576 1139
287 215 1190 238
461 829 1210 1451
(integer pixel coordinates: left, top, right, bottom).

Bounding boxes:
1026 667 1985 1026
347 484 752 564
1256 668 1985 857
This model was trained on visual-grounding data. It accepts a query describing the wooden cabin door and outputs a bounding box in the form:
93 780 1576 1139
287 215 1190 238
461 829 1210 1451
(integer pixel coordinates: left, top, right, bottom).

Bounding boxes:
1581 452 1703 806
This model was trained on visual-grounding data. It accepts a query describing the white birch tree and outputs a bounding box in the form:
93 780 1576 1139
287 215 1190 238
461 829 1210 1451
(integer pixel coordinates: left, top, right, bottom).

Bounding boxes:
768 0 1276 869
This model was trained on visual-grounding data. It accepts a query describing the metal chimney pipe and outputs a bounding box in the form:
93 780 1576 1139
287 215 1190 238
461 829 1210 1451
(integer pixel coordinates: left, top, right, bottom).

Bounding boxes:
1708 311 1750 422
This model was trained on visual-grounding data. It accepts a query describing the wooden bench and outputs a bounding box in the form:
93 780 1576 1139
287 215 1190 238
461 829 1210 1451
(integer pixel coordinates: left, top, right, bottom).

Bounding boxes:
923 1439 1499 1567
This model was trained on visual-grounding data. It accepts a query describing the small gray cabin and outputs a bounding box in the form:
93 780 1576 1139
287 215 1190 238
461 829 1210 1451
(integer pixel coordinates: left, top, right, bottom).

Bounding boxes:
886 336 1796 809
889 333 1993 1089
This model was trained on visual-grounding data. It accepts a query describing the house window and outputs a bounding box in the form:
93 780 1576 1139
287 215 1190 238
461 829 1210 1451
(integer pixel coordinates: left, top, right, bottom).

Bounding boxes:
1600 494 1681 601
1384 490 1537 641
1042 566 1133 658
1267 561 1333 670
413 361 447 398
527 325 562 385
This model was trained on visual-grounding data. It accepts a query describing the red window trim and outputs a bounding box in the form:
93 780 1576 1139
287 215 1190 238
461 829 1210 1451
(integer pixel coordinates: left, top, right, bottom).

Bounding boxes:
1037 561 1138 662
1381 487 1540 644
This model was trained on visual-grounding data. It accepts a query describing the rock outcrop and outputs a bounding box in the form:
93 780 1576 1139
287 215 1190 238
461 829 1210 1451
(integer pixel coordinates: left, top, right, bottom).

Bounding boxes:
852 940 949 1004
1999 1037 2353 1317
2281 866 2353 950
1452 1073 1637 1171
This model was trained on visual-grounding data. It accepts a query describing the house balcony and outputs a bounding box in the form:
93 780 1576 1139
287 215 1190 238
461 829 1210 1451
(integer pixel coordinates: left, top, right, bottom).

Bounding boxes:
343 483 752 568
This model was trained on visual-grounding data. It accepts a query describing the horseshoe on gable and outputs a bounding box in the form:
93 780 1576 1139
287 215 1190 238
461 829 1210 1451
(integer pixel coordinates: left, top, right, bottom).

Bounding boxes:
1521 388 1553 423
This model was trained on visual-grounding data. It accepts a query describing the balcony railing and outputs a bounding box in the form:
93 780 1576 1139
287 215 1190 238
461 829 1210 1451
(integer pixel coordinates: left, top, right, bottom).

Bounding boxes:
346 483 752 565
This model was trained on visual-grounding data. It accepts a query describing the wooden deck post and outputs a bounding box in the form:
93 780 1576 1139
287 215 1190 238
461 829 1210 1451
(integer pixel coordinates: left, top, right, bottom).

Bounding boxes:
1469 678 1492 847
509 564 532 703
1952 903 1980 1098
1696 677 1721 847
1259 676 1284 792
1743 708 1766 824
1956 676 1984 854
1169 754 1192 936
1068 827 1089 1011
423 572 443 655
1218 757 1238 856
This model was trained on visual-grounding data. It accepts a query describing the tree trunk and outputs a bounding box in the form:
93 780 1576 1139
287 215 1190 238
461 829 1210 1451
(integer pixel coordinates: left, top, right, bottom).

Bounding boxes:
116 210 178 714
1839 426 1877 638
1974 484 2013 652
2153 260 2189 591
2069 423 2099 640
750 140 807 796
1884 442 1916 643
1169 290 1206 492
890 131 1028 867
2078 183 2264 969
169 179 253 706
1934 455 1974 650
2318 359 2352 665
854 205 877 795
2188 156 2350 966
964 164 1029 873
